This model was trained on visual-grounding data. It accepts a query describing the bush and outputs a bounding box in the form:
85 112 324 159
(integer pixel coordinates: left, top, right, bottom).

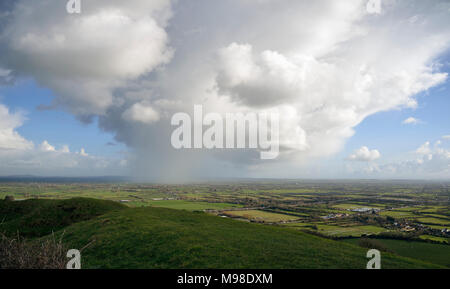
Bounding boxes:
357 238 391 253
0 232 68 269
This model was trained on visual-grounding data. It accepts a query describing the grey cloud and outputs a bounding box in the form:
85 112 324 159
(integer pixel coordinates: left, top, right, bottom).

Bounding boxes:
1 0 450 180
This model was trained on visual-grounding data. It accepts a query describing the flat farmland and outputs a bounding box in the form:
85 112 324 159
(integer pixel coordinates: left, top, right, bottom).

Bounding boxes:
332 203 385 210
416 217 450 226
222 210 302 223
144 200 242 211
379 210 417 219
315 224 389 237
419 235 449 243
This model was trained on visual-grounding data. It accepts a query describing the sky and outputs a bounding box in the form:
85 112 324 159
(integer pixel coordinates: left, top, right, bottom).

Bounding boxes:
0 0 449 181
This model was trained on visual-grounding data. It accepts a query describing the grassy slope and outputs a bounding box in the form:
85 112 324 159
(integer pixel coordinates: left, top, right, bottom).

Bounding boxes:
0 198 126 237
61 207 442 269
342 238 450 268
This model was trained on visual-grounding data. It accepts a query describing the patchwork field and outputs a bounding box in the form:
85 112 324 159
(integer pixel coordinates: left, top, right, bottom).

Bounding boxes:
1 180 448 268
222 210 301 223
333 203 385 210
379 210 417 219
416 217 450 226
419 235 449 243
135 200 242 211
315 224 389 237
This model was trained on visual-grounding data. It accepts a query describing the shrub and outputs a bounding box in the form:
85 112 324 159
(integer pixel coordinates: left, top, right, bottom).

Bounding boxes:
357 238 391 253
0 232 67 269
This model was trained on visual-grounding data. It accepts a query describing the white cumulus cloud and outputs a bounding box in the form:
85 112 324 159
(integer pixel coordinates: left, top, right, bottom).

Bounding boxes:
0 0 173 116
402 117 422 125
348 146 381 162
0 0 449 180
0 104 33 150
122 102 160 124
0 101 127 176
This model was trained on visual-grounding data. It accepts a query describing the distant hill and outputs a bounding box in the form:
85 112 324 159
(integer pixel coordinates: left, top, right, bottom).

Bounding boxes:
0 176 130 183
0 198 126 237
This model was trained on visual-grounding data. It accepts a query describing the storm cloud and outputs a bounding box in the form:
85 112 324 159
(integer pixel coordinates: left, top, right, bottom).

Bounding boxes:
0 0 449 180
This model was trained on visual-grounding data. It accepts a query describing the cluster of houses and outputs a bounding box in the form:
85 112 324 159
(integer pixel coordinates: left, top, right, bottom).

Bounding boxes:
392 221 449 238
119 197 177 203
349 207 380 213
321 206 382 219
151 197 176 201
392 221 423 232
401 225 416 232
321 213 350 220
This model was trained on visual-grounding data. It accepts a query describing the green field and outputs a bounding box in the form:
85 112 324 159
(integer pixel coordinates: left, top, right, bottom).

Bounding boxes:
333 203 384 210
428 224 450 230
418 206 447 213
315 224 388 237
416 217 450 226
419 235 449 244
392 207 422 211
222 210 301 223
379 210 417 219
139 200 242 211
342 238 450 268
426 214 450 220
283 222 318 229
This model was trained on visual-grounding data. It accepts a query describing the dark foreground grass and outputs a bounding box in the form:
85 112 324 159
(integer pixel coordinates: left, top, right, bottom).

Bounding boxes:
342 238 450 268
60 207 442 269
0 198 126 237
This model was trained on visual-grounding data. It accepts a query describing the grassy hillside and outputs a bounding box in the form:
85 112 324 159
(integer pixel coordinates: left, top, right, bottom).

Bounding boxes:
342 238 450 268
60 207 442 269
0 198 126 237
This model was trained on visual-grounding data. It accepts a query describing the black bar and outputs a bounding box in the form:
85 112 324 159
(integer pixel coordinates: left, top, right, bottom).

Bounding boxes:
0 269 446 288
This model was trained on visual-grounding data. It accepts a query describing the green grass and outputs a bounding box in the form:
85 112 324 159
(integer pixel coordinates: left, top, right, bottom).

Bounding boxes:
418 206 447 213
332 203 384 210
427 224 449 230
342 238 450 268
222 210 301 222
416 217 450 226
379 210 417 219
426 214 450 220
388 207 421 212
142 200 242 211
0 198 126 237
283 222 318 229
316 224 389 237
419 235 449 244
59 207 442 269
